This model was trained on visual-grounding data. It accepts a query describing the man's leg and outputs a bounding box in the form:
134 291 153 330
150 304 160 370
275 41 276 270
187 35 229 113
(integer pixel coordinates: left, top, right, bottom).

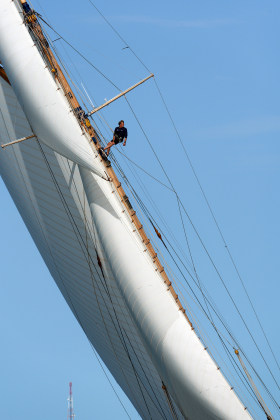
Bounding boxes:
103 140 115 156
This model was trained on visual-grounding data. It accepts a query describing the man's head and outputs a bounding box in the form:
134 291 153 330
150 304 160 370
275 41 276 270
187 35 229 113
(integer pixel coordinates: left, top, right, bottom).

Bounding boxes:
118 120 124 128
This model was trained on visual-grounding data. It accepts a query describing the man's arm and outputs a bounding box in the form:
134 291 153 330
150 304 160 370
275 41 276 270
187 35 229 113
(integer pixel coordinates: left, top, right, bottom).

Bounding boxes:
123 128 127 145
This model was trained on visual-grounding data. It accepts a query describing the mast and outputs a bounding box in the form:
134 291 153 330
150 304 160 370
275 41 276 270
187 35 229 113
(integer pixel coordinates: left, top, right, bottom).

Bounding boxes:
17 0 193 328
67 382 75 420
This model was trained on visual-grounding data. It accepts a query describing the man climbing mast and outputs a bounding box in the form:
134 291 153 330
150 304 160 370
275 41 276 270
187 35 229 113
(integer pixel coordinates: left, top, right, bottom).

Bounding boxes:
103 120 127 156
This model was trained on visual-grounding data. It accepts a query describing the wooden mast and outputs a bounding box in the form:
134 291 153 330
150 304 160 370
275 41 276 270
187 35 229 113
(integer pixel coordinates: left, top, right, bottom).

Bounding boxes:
11 1 193 327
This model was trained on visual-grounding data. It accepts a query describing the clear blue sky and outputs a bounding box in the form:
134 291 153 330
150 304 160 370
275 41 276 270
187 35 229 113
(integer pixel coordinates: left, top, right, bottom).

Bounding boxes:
1 0 280 419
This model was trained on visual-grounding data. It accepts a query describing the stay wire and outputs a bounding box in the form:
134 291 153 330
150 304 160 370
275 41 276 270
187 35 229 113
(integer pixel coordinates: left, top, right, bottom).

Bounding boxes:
176 195 213 321
88 341 133 420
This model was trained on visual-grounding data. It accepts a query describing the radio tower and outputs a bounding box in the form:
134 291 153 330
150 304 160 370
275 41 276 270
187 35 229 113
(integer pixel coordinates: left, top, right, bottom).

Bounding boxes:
67 382 75 420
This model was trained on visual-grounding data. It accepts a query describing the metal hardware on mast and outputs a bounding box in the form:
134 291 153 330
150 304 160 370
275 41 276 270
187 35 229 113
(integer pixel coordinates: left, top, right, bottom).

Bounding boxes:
88 74 154 116
234 350 274 420
1 134 36 149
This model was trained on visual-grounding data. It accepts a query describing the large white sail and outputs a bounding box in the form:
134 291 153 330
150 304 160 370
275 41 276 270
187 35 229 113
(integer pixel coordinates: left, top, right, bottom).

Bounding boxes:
0 1 258 419
0 74 185 420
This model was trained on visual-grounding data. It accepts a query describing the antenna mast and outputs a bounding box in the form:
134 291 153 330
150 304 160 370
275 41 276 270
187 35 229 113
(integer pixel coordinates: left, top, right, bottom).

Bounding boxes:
67 382 75 420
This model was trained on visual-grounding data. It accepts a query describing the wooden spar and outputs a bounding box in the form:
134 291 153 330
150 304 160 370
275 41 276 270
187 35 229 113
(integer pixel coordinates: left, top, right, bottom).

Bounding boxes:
1 134 36 149
88 74 154 117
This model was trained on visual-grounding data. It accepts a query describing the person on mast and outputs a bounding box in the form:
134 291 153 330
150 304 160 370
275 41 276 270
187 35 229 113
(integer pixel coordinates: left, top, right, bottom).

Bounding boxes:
103 120 127 156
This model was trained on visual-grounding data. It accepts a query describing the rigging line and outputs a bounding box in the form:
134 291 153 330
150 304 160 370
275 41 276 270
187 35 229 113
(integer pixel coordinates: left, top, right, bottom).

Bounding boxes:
87 0 151 74
88 341 133 420
176 195 213 322
38 16 122 92
153 77 280 374
166 220 280 412
124 96 280 395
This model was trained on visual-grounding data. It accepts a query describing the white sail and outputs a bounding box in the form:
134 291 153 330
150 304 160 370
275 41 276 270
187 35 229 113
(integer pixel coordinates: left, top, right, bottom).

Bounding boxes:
0 0 106 178
0 74 185 420
0 2 258 419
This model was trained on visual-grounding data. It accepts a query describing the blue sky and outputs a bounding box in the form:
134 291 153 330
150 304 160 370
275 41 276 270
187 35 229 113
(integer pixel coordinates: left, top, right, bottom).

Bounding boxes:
1 0 280 419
